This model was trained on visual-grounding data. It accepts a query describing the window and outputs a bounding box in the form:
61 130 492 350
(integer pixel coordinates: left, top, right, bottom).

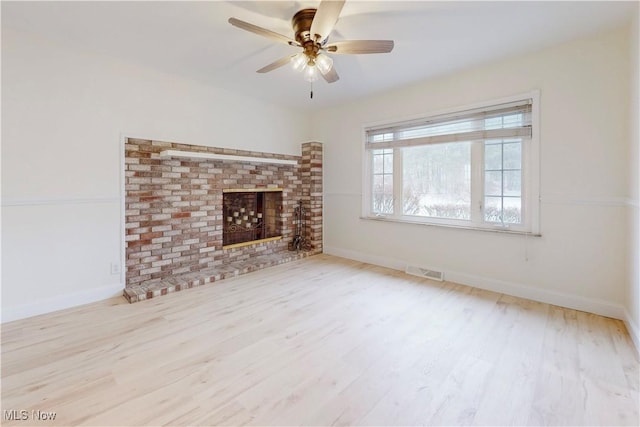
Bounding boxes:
363 94 539 233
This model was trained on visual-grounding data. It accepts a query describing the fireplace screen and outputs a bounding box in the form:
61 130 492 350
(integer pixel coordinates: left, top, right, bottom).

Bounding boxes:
223 189 282 247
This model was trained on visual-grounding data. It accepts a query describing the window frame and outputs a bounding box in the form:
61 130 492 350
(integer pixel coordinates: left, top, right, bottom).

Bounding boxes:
362 91 541 235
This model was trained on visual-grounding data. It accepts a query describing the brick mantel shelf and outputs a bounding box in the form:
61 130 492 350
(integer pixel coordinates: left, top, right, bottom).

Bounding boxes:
159 150 299 166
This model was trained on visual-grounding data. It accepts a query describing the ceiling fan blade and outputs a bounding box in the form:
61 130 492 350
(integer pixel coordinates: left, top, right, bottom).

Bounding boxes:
229 17 296 45
321 65 340 83
309 0 346 43
257 55 294 73
326 40 394 54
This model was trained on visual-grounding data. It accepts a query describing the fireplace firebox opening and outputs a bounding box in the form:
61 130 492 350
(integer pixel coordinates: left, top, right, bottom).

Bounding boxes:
222 188 283 249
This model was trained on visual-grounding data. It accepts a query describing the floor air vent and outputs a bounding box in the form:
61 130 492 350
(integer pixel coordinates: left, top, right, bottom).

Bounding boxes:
405 265 444 281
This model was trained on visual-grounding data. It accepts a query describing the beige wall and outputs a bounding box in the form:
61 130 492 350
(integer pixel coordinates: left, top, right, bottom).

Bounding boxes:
1 29 311 321
312 26 632 321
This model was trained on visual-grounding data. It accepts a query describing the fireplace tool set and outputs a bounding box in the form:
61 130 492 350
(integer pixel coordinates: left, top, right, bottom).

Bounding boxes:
289 200 311 252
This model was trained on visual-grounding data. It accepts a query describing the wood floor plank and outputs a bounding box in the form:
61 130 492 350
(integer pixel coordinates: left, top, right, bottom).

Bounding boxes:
1 254 638 426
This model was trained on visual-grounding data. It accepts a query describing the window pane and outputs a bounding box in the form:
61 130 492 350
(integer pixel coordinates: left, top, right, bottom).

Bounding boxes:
503 142 521 169
373 175 384 192
503 197 522 224
483 139 522 225
373 154 383 174
372 149 393 215
485 144 502 170
370 133 394 143
383 153 393 173
383 195 394 212
403 187 420 215
383 176 393 193
484 196 502 223
402 142 471 220
503 170 521 196
485 171 502 196
373 193 393 214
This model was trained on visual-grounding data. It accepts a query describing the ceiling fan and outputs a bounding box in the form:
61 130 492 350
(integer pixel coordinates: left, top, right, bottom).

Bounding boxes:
228 0 394 93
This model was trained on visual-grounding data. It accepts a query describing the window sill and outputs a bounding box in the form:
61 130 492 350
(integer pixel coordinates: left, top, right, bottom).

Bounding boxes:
360 215 541 237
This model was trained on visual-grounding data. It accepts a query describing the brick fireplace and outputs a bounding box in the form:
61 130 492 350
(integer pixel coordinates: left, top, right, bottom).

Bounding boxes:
123 138 322 303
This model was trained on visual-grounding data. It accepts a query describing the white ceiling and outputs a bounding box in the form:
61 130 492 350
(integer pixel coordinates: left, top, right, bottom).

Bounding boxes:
2 1 636 111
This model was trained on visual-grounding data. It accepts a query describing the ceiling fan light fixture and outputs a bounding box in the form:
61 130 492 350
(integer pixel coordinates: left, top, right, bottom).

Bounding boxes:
303 64 320 82
315 53 333 74
291 52 307 72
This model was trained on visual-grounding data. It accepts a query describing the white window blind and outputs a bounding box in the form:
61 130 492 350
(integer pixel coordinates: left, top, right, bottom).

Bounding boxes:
366 99 532 150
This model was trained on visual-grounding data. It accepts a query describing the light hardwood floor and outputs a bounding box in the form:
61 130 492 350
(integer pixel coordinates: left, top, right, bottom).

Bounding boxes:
1 254 638 426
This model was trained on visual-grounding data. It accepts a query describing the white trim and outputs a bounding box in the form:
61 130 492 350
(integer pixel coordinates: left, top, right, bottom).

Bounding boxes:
325 246 406 271
528 89 541 235
159 150 299 166
623 308 640 356
361 129 372 219
1 196 119 207
119 135 127 286
1 283 124 323
360 215 542 236
324 245 626 321
445 270 624 320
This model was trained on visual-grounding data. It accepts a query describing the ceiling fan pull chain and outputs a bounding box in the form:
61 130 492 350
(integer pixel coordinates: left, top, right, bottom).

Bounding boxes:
310 82 313 99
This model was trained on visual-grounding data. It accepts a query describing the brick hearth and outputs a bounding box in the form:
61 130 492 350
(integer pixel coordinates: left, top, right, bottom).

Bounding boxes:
123 250 314 303
124 138 323 302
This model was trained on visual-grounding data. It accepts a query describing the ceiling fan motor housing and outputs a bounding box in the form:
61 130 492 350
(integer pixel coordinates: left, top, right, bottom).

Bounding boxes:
292 9 318 44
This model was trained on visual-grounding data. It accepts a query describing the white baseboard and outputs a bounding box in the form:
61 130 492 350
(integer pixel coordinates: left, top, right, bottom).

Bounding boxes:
324 245 627 321
623 308 640 356
1 283 124 323
445 270 625 320
325 246 406 272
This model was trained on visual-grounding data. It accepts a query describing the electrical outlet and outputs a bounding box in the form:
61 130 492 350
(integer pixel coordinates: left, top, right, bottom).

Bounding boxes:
110 263 121 275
